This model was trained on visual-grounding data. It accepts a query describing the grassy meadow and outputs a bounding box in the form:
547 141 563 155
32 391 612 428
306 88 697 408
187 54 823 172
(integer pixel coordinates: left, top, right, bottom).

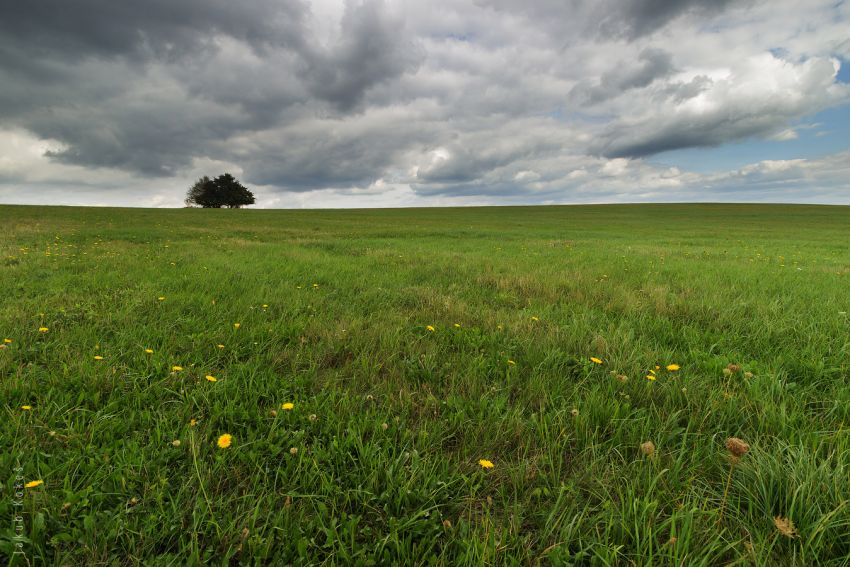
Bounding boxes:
1 203 849 565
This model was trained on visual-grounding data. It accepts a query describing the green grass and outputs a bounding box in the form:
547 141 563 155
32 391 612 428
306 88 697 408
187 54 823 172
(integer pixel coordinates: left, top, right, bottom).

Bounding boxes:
1 203 849 565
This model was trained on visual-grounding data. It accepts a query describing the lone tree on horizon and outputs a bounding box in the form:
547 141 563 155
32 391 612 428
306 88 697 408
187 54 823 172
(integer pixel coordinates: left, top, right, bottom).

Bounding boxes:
185 173 255 208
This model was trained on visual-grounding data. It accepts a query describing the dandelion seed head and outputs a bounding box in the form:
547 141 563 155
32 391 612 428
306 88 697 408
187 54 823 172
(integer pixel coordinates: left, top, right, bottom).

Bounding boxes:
640 441 656 457
725 437 750 458
773 516 797 538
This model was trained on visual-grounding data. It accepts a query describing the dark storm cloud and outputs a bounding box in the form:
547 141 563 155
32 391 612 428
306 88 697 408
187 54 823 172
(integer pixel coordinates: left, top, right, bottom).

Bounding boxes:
299 1 424 111
235 108 441 190
602 0 736 39
570 48 675 105
0 0 422 178
0 0 308 61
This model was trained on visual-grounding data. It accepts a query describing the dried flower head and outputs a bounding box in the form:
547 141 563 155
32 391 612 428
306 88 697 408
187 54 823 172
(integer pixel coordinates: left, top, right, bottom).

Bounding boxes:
289 447 298 456
773 516 798 538
726 363 741 373
615 374 628 383
640 441 656 457
570 408 579 417
725 437 750 458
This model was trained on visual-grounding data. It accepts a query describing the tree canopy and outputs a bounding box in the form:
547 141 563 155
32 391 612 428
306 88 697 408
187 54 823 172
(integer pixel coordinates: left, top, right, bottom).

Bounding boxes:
185 173 255 208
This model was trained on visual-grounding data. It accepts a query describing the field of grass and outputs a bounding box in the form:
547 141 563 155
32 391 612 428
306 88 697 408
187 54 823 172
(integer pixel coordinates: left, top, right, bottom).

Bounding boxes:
1 203 849 565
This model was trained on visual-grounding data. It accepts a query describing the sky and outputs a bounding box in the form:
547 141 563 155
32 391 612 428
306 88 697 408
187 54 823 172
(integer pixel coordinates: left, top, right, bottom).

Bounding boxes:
1 0 849 208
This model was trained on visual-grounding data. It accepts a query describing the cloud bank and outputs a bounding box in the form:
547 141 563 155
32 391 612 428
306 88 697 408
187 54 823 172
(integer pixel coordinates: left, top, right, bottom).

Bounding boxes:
0 0 848 207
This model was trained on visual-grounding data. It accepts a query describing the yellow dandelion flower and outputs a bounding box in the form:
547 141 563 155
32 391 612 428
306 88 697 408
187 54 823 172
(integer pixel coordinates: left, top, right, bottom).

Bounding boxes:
217 433 232 449
233 323 241 329
426 325 435 332
312 283 319 288
478 459 495 469
262 304 268 308
189 419 197 427
38 327 49 333
590 357 603 364
217 344 225 349
507 359 516 366
158 296 165 301
145 348 154 354
453 323 461 328
21 405 32 410
93 355 104 360
25 480 44 489
281 402 294 411
172 365 183 372
3 338 12 343
646 374 656 381
666 364 680 371
205 375 217 382
496 325 503 330
531 316 539 322
654 365 660 370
